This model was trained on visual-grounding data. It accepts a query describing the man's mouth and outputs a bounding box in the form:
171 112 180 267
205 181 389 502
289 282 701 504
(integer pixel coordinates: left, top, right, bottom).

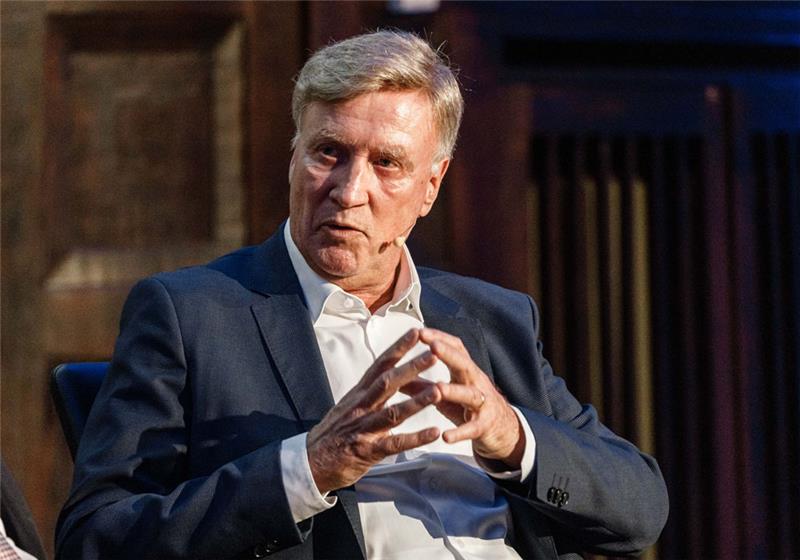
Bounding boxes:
319 221 364 238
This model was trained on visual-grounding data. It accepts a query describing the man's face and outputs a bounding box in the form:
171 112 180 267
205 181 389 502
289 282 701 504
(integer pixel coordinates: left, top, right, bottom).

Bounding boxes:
289 90 449 291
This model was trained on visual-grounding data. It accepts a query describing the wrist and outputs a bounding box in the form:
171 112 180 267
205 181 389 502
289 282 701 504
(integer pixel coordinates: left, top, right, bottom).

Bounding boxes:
501 421 525 469
306 429 338 494
476 411 525 469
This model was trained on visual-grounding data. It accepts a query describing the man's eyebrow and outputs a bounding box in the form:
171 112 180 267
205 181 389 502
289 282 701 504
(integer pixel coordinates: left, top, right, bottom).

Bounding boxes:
377 145 414 171
308 128 348 145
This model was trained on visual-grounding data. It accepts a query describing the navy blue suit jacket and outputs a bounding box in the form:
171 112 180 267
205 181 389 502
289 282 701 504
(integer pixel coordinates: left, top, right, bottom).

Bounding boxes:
56 228 668 559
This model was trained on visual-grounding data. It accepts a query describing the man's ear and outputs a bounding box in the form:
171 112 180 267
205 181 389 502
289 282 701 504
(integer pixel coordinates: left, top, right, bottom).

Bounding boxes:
418 158 450 218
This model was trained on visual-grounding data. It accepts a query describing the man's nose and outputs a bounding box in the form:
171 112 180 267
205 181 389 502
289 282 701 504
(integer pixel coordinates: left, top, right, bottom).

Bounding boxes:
329 157 370 207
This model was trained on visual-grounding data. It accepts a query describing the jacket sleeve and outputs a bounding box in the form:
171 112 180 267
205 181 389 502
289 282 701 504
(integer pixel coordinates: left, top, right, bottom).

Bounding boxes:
55 278 306 559
496 296 669 556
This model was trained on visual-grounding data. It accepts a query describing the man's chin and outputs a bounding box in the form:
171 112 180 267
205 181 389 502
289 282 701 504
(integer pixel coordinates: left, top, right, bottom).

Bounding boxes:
311 247 361 280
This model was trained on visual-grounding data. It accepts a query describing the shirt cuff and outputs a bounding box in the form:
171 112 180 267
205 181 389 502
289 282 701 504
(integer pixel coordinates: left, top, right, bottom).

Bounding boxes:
280 432 337 523
476 406 536 482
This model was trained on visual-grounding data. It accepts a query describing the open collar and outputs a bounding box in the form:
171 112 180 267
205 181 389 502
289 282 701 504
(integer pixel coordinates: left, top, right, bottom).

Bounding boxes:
282 219 424 324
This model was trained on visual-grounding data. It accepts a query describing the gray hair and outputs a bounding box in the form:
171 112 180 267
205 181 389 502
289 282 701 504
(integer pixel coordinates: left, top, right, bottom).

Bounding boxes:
292 30 464 160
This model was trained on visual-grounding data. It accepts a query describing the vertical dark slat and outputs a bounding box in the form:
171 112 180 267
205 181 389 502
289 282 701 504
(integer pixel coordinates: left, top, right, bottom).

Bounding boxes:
738 131 770 559
756 132 792 560
528 136 547 306
700 90 740 558
720 92 757 559
673 136 708 559
564 134 587 400
617 135 638 440
646 135 681 558
560 134 586 396
598 135 626 435
541 135 569 383
581 137 604 414
776 132 800 558
789 133 800 559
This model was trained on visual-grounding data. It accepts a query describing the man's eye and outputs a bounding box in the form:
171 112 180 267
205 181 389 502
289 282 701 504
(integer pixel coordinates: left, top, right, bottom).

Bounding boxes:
375 157 397 168
318 145 337 158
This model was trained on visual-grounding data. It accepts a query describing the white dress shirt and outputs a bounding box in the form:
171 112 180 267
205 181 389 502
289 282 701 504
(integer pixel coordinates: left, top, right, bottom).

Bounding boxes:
279 222 536 559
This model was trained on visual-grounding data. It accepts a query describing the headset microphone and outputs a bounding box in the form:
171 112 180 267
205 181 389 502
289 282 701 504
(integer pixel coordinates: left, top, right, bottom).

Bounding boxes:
392 221 416 248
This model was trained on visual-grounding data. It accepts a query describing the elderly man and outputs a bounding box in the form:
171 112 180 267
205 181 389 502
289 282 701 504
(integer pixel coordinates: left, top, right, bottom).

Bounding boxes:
57 31 668 559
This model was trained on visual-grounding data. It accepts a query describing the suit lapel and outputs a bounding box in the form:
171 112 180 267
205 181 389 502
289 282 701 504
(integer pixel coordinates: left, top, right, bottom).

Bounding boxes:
243 226 335 430
251 296 334 430
421 284 494 382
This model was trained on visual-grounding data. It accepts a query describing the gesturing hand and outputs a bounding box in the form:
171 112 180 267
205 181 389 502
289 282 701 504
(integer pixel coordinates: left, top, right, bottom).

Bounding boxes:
306 329 442 494
406 328 525 469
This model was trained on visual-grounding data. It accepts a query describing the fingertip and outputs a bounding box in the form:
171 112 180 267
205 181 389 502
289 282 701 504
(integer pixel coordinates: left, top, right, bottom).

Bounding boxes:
429 383 442 403
418 328 437 342
387 331 418 359
412 352 436 373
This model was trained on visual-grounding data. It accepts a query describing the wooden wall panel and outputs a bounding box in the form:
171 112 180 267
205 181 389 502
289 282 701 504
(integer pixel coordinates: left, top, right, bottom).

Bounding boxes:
2 3 303 557
0 0 50 552
43 6 247 366
65 50 215 246
242 1 303 244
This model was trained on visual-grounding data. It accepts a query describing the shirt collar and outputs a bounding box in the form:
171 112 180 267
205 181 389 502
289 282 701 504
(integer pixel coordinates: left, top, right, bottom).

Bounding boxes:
283 220 423 324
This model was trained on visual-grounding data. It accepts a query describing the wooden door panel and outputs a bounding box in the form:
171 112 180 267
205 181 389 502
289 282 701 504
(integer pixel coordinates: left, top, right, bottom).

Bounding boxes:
43 7 246 362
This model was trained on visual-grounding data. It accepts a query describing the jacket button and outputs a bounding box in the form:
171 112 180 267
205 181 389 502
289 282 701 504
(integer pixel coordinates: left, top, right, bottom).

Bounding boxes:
254 538 281 557
253 539 279 558
558 491 569 507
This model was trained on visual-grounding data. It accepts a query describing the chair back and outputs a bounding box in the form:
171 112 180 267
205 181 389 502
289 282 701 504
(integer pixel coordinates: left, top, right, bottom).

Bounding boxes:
50 362 109 459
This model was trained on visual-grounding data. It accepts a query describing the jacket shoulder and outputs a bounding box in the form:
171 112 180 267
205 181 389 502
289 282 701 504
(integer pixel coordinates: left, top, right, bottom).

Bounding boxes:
418 266 534 311
138 245 260 305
